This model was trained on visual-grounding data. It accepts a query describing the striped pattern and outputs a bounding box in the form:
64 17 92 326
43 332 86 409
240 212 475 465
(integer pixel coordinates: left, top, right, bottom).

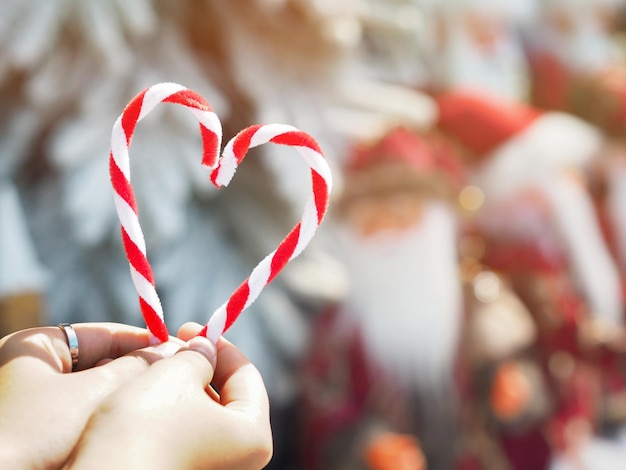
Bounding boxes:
110 83 222 342
200 124 332 343
110 83 332 343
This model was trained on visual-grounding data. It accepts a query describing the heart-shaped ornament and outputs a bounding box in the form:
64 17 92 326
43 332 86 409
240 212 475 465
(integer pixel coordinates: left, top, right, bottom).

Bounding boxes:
110 82 332 343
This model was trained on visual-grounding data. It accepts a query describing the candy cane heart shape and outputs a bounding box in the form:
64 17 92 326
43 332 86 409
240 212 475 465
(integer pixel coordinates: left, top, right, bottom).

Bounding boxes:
110 82 222 342
110 83 332 343
200 123 332 343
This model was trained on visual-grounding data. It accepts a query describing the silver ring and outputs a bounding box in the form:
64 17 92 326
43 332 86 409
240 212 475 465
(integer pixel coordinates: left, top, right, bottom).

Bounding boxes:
57 323 79 372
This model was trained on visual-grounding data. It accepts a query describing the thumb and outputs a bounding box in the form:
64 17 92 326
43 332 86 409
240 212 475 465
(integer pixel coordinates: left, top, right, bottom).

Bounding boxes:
146 335 218 389
177 336 217 365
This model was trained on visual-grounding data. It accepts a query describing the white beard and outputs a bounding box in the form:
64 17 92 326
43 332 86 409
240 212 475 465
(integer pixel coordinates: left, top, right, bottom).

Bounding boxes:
606 160 626 273
540 11 618 74
335 203 463 393
442 20 528 102
540 174 623 325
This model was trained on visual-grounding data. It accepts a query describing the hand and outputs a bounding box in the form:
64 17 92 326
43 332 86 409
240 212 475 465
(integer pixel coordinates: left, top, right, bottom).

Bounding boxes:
0 322 179 468
65 322 273 470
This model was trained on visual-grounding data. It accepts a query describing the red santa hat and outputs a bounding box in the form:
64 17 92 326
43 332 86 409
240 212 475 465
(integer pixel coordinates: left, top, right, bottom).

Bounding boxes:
438 90 623 326
436 90 603 200
339 126 466 206
346 126 440 172
436 91 541 161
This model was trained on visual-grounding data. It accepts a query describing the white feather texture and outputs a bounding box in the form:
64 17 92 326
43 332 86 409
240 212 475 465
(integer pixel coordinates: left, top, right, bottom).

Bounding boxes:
477 112 602 201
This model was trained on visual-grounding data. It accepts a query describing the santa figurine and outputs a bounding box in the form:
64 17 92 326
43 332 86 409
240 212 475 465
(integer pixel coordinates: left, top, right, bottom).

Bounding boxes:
455 258 555 469
527 0 626 137
298 125 467 470
588 143 626 286
435 90 622 326
426 0 533 103
436 90 626 469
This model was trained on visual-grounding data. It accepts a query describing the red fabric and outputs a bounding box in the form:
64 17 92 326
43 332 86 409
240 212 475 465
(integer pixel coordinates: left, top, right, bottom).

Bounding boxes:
485 241 585 357
299 305 468 469
498 425 551 470
298 306 374 470
528 50 571 111
454 455 484 470
435 91 541 161
527 46 626 136
344 126 468 191
548 364 600 452
482 241 567 275
346 127 435 172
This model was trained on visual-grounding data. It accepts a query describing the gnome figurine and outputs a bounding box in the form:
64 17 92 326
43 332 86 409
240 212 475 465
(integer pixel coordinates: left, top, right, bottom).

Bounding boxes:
437 89 626 469
298 125 467 470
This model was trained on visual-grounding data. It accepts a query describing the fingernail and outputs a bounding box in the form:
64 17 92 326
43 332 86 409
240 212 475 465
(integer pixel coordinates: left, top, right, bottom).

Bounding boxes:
152 341 181 358
148 333 161 346
183 336 217 364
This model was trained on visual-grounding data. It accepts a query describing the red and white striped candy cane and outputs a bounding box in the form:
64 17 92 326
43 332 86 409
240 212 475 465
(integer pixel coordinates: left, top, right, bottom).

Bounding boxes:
110 82 222 342
200 124 332 342
110 83 332 343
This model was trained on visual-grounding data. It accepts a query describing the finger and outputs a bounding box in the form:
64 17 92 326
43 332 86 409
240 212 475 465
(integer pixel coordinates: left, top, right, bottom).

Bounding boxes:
134 336 218 391
72 323 157 371
94 339 182 368
211 337 270 417
0 323 153 374
177 321 204 342
72 339 186 404
93 338 184 375
95 358 113 367
69 337 270 470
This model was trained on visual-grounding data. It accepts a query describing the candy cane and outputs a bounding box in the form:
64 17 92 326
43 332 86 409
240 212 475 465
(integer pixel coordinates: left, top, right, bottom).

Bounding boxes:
200 124 332 342
110 82 222 342
109 83 332 343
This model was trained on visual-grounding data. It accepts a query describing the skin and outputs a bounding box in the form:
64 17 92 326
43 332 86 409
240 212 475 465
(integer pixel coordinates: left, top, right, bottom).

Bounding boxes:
0 322 272 470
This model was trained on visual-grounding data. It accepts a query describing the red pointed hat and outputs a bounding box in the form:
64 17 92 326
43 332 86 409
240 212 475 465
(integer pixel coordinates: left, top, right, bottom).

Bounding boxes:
435 89 602 200
346 126 437 172
344 126 466 191
435 90 541 161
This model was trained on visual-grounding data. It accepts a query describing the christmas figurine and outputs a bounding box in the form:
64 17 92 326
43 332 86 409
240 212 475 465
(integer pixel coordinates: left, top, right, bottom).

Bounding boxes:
427 0 532 102
298 125 467 469
527 0 626 137
437 89 626 469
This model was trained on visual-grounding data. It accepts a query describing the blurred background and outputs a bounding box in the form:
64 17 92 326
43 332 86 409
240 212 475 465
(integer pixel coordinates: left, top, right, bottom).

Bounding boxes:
2 0 626 469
